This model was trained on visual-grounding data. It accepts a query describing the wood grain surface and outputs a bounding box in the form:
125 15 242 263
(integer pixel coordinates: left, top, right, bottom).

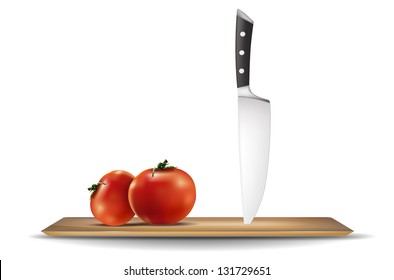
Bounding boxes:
42 217 352 237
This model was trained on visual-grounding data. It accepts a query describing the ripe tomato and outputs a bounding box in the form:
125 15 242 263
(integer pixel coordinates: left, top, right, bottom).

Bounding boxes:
128 160 196 224
88 170 135 226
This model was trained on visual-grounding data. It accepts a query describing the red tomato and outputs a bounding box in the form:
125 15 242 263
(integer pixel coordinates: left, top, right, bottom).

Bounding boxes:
88 170 135 226
128 160 196 224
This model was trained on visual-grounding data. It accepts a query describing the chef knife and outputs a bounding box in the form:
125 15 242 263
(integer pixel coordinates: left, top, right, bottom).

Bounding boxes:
236 9 271 224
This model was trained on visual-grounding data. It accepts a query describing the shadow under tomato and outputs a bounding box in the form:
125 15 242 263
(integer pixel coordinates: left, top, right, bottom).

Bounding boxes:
143 222 197 227
92 222 197 227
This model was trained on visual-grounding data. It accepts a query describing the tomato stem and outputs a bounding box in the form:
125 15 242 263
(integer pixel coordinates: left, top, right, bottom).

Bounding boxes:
88 182 106 199
152 159 176 177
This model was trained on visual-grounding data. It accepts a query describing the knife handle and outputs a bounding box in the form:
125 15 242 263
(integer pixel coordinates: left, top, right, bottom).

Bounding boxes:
236 10 253 88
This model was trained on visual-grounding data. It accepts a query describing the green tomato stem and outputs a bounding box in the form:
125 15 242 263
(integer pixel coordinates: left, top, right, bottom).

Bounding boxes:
87 182 106 199
152 159 176 177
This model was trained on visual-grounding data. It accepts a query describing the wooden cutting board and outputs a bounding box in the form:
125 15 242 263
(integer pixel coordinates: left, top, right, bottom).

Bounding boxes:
42 217 352 237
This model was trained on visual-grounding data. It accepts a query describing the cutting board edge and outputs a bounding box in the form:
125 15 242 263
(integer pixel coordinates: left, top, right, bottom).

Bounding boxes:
42 230 353 237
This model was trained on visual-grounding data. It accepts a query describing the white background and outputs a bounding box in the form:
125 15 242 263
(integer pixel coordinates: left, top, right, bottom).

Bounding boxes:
1 0 393 279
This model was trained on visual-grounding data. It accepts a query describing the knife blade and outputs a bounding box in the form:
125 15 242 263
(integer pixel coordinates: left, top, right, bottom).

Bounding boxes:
236 9 271 224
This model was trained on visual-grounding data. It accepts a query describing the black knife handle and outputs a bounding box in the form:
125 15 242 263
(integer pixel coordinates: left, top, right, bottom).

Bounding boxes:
236 10 253 88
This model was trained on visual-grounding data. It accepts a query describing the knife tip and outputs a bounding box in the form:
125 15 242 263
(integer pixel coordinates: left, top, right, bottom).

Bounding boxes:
243 216 253 224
